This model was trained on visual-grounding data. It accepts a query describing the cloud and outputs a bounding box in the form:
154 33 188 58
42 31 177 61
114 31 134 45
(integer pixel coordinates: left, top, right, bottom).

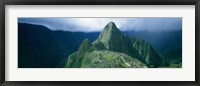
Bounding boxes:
121 18 182 32
18 17 182 32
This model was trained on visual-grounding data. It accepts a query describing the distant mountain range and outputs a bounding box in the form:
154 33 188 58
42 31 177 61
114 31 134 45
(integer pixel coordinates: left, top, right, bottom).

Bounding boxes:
18 22 182 68
18 23 99 68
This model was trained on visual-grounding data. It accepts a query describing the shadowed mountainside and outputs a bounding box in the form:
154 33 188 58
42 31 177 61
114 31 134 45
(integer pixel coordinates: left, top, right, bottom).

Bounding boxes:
124 30 182 67
18 23 99 68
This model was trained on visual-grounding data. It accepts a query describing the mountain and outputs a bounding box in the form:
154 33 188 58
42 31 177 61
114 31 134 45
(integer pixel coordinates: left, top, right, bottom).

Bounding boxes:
124 30 182 66
18 23 99 68
63 22 162 68
19 21 179 68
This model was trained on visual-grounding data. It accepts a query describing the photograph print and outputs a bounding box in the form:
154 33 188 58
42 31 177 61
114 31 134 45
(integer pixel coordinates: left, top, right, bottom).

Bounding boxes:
18 18 182 68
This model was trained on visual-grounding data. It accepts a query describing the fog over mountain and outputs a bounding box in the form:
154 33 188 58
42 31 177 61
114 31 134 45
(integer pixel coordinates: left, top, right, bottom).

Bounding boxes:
18 18 182 32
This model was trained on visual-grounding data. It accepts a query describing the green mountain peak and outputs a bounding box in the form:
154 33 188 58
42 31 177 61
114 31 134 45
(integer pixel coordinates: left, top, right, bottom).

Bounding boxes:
65 22 162 68
103 21 120 32
92 22 162 67
93 22 125 51
82 38 91 46
105 21 118 29
77 38 93 55
67 38 96 67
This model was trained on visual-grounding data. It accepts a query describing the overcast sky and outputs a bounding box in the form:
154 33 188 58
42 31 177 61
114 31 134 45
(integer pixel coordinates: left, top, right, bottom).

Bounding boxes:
18 18 182 32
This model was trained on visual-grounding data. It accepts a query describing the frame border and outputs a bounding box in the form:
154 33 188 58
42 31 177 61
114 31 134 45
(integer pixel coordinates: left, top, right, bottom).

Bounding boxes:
0 0 199 86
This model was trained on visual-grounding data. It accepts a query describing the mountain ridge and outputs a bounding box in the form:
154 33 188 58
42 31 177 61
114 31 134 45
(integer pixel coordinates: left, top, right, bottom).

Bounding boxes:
18 23 100 68
64 22 162 68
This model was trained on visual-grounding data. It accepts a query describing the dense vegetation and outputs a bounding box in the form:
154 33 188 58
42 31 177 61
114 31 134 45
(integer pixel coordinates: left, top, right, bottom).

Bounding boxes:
18 22 182 68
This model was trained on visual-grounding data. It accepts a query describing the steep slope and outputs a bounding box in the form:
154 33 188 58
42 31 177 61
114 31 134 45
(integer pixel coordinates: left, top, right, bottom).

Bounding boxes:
64 22 161 68
124 30 182 67
93 22 127 52
18 23 99 68
66 39 96 67
93 22 161 67
18 23 79 68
